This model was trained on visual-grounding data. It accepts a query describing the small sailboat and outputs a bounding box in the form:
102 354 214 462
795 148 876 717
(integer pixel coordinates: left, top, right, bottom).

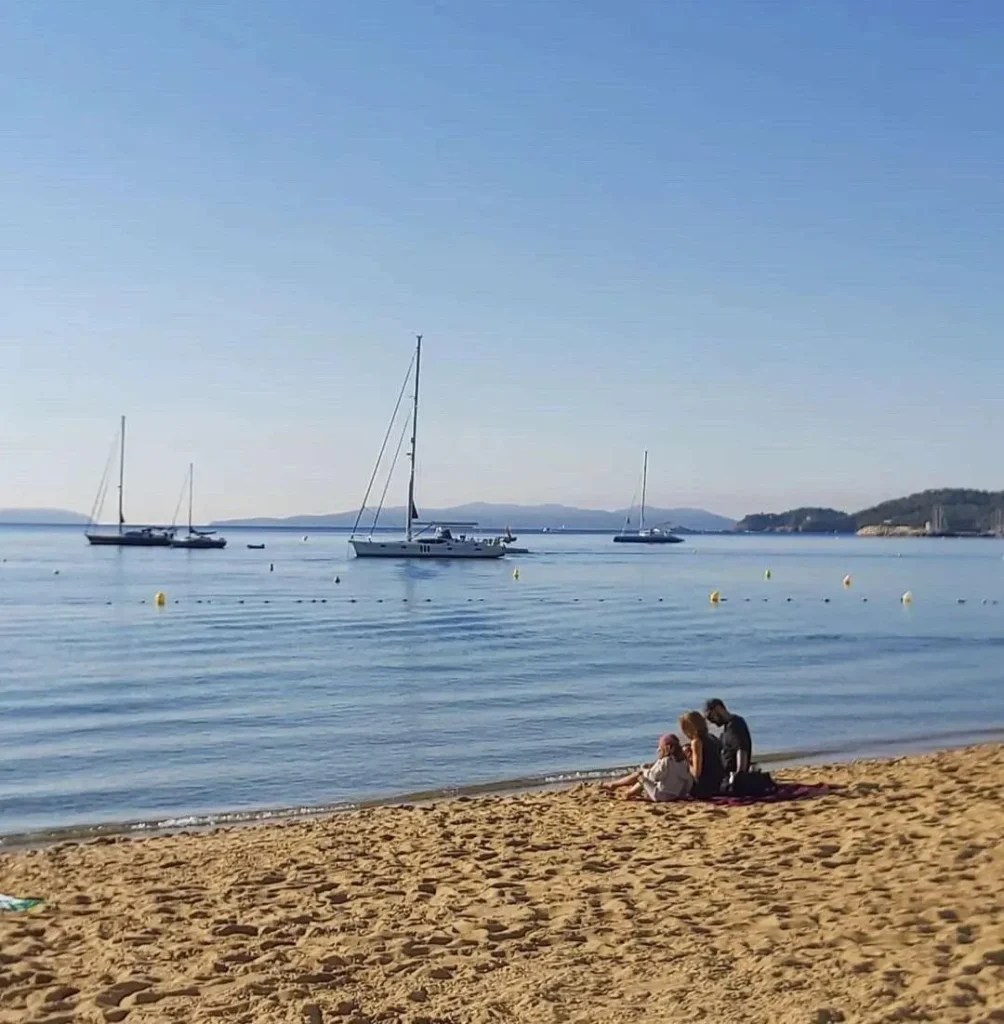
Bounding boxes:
85 416 175 546
613 451 683 545
171 464 227 549
350 335 505 559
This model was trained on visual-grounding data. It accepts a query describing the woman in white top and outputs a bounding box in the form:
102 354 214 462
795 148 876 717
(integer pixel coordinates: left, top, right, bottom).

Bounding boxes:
601 733 693 802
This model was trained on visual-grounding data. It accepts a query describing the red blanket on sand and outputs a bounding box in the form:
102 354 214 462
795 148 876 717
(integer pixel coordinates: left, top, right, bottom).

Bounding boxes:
703 782 836 807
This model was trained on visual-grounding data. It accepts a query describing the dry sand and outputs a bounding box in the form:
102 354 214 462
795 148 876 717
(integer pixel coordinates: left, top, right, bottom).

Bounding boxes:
2 744 1003 1024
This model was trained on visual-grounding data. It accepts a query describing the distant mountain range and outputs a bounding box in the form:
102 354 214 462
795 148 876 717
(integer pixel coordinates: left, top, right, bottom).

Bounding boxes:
213 503 737 533
736 489 1004 535
0 508 90 525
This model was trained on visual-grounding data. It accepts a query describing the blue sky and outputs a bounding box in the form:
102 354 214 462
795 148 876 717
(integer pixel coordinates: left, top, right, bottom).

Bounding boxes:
2 1 1002 521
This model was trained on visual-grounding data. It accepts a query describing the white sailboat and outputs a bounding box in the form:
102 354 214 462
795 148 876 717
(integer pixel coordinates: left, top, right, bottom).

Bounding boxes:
613 450 683 544
351 335 505 559
171 464 227 549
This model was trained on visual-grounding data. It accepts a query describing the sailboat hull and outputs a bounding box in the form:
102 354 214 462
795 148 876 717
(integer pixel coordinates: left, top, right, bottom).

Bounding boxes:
613 533 684 544
171 537 227 549
351 538 504 559
86 530 175 547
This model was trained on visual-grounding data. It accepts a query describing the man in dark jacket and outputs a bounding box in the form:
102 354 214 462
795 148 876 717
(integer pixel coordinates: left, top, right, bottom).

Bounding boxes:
704 698 752 774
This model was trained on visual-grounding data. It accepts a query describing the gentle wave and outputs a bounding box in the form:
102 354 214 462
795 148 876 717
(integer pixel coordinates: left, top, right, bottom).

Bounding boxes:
3 725 1002 849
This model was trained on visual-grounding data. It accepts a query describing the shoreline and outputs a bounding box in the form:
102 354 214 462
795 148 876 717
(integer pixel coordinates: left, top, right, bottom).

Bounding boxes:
1 743 1002 1023
4 724 1003 851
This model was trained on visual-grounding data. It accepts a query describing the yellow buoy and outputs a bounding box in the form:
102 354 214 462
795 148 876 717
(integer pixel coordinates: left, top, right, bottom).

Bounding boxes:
513 568 520 581
154 591 167 607
709 590 721 605
901 591 913 605
843 575 852 588
764 569 772 580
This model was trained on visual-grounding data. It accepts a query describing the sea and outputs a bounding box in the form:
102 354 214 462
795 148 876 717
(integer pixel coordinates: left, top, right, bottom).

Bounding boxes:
2 526 1003 842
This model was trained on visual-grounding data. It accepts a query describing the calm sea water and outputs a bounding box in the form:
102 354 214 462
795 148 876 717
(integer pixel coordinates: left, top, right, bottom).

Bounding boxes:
1 526 1003 839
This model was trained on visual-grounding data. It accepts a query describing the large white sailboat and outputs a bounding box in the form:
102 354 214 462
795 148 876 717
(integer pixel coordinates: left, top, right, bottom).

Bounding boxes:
350 335 505 560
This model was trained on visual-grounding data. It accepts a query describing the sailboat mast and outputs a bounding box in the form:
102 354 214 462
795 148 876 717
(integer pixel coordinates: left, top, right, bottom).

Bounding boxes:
640 450 648 532
188 463 194 535
406 334 422 543
117 414 126 532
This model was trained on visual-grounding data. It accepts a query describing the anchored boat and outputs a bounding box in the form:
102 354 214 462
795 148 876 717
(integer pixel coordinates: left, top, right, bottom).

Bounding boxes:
171 464 227 549
85 416 175 547
613 451 683 545
350 335 504 560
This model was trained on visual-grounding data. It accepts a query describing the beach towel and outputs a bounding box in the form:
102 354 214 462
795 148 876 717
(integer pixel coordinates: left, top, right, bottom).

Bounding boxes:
0 894 44 912
705 782 836 807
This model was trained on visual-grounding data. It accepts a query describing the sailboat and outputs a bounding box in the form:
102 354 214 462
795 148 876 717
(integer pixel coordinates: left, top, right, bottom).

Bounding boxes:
85 416 176 547
350 336 505 559
613 451 683 545
171 464 227 549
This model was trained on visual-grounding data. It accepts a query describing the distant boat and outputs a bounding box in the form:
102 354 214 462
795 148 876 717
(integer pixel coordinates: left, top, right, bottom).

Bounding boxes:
350 335 505 560
613 451 683 545
247 543 266 550
171 464 227 549
85 416 175 547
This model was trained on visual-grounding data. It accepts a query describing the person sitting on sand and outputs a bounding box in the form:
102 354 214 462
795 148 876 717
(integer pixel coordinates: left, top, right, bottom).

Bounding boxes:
601 734 693 802
703 698 753 776
680 711 725 799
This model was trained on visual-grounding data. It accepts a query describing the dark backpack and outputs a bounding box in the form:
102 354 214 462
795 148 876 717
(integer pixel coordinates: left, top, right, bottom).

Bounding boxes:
723 769 777 798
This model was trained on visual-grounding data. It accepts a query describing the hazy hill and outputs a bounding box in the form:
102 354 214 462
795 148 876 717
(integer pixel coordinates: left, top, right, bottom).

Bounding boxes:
214 503 736 533
735 507 856 534
853 489 1004 533
0 508 90 525
737 489 1004 534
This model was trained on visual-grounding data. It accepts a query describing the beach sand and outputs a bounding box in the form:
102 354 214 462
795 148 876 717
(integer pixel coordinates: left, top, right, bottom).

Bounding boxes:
2 744 1002 1024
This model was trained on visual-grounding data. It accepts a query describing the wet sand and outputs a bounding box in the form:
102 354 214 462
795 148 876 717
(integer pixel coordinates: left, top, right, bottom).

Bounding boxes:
2 744 1003 1024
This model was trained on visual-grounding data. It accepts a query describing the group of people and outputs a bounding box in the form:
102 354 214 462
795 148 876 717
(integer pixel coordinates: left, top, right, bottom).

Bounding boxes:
602 698 754 802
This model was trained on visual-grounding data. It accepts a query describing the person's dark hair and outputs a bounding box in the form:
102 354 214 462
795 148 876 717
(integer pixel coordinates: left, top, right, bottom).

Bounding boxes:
703 698 726 716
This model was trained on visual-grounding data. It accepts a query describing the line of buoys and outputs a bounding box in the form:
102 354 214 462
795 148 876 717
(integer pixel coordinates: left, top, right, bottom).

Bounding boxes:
53 592 1004 616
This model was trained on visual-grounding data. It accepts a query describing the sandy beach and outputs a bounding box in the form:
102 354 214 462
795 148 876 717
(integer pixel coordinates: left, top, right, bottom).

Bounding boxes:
2 744 1002 1024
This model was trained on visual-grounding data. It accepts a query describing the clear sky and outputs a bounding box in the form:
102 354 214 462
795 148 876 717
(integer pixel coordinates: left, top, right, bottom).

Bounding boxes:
3 1 1002 522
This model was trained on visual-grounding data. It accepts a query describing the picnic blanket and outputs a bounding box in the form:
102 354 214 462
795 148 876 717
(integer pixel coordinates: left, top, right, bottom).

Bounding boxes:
705 782 836 807
0 894 44 912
